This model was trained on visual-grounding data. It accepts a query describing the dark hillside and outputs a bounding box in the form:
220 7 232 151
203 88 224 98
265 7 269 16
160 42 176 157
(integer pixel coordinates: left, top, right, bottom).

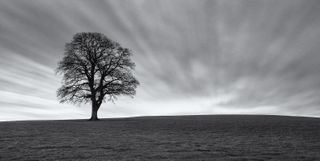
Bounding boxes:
1 115 319 160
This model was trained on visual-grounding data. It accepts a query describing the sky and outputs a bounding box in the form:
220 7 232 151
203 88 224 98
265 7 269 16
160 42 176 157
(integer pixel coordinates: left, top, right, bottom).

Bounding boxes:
1 0 320 121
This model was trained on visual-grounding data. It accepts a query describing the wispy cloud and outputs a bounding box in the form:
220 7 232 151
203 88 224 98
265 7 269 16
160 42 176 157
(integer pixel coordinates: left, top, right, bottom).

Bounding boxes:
1 0 320 121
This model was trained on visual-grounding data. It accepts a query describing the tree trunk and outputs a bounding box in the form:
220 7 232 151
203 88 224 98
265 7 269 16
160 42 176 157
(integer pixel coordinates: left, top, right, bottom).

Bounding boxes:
90 102 99 121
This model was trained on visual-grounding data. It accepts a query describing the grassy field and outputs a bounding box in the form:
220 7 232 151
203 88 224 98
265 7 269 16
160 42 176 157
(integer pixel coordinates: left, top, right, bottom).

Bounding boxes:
0 115 319 160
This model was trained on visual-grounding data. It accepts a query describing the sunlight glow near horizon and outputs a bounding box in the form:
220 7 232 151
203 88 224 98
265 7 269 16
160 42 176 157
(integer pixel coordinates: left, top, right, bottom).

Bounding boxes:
1 0 320 121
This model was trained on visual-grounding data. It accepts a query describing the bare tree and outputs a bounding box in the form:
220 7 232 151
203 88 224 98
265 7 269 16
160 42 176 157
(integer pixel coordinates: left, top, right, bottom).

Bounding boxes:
56 32 139 121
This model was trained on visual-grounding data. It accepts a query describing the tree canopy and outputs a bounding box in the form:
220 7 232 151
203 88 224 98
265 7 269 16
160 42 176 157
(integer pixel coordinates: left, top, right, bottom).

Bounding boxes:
56 32 139 120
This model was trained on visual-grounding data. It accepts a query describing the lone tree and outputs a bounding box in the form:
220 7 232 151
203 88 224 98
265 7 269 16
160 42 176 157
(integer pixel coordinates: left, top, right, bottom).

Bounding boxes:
56 32 139 120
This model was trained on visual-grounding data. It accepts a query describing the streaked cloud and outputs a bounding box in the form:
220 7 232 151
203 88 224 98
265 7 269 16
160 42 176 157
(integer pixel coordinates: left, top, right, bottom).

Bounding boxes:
1 0 320 121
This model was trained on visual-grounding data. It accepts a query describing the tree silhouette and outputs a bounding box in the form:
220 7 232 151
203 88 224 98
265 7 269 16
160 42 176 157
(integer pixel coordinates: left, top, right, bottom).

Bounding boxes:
56 32 139 120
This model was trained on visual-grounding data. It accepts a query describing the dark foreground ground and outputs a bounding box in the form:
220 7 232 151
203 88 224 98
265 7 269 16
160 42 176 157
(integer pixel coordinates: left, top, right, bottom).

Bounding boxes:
0 115 320 160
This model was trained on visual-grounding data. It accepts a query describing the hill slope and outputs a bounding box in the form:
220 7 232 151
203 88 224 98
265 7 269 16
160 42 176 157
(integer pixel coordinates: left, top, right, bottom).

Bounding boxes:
1 115 320 160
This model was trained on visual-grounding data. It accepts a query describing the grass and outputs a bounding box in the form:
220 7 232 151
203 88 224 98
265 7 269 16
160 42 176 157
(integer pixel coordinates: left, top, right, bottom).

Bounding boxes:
0 115 320 160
